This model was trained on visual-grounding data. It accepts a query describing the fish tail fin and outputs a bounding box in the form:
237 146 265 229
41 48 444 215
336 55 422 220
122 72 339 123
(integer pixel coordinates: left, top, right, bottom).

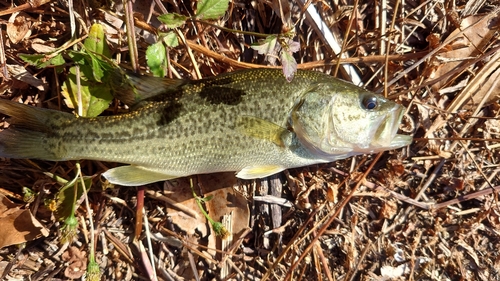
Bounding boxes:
0 99 72 160
0 129 49 159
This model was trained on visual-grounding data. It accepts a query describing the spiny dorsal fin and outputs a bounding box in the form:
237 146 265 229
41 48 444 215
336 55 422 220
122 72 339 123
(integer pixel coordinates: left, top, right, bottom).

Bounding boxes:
110 71 187 107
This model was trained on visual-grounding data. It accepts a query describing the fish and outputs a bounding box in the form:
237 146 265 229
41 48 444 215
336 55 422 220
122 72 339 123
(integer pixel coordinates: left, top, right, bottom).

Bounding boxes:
0 69 412 186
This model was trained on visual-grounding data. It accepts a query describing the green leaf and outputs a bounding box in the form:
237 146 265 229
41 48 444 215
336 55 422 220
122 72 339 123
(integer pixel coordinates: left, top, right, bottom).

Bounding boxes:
50 54 66 67
86 51 113 82
61 67 113 117
251 35 278 55
68 49 114 83
90 56 105 82
55 176 92 220
63 45 117 116
19 53 65 68
196 0 229 19
158 13 188 28
146 42 167 77
87 85 113 117
67 51 88 65
163 31 179 47
84 23 111 58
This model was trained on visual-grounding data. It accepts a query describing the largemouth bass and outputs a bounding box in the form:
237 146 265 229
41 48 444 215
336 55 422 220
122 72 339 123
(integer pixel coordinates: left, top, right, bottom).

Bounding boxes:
0 69 412 186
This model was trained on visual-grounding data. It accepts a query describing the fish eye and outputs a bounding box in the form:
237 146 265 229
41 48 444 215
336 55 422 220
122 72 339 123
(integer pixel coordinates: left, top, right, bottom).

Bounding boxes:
362 95 378 110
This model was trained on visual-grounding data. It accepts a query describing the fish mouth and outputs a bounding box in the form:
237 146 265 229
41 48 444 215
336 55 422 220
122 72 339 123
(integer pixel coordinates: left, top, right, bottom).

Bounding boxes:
372 105 412 149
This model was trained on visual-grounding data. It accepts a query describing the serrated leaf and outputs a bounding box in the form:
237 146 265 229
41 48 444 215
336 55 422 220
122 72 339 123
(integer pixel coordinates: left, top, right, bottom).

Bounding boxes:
19 54 45 65
87 51 114 82
158 13 188 28
146 42 167 77
196 0 229 20
251 35 278 55
281 50 297 82
19 53 65 68
61 67 113 117
68 50 114 83
67 51 88 65
163 31 179 47
49 54 66 67
84 23 111 58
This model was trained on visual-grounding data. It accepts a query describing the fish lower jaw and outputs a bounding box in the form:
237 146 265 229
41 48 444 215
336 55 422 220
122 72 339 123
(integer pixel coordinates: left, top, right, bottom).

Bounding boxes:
348 134 412 154
389 134 413 148
369 134 412 151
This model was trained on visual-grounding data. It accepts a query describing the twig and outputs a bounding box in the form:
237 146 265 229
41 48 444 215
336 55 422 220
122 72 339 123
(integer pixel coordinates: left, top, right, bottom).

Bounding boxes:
379 0 387 55
433 186 500 210
185 39 427 70
143 209 158 281
284 154 382 279
0 0 52 16
383 0 400 97
145 189 199 219
0 25 8 79
177 30 202 79
123 0 139 73
346 239 373 281
261 207 322 281
76 162 99 278
297 0 362 85
378 9 500 93
315 238 333 281
135 187 145 240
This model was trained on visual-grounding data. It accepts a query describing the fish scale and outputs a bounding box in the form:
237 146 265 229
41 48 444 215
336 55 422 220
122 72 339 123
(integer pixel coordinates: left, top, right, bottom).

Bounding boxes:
0 69 412 186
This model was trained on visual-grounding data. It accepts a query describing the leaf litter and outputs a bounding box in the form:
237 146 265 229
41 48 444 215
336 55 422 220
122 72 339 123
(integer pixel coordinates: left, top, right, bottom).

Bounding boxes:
0 0 499 280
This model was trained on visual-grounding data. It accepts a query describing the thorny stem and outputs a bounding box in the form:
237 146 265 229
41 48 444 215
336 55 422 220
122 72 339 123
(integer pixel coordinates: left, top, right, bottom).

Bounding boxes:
135 187 145 240
191 19 276 38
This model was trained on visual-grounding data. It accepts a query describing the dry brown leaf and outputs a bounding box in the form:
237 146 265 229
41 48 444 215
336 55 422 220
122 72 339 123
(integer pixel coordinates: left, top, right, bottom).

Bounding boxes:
379 200 398 220
163 173 250 253
7 12 32 44
463 66 500 110
62 246 88 279
7 64 47 91
31 38 57 53
0 194 49 249
428 11 499 91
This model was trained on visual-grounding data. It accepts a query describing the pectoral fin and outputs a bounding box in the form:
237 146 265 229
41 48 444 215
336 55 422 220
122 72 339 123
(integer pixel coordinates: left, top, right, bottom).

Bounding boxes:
236 165 285 179
103 165 178 186
236 116 287 147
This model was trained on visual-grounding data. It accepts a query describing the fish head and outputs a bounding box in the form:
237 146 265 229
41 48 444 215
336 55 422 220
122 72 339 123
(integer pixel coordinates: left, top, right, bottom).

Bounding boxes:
290 82 412 160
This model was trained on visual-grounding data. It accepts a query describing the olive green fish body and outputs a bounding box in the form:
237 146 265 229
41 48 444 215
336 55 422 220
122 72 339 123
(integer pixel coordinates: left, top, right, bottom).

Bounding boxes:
0 69 412 186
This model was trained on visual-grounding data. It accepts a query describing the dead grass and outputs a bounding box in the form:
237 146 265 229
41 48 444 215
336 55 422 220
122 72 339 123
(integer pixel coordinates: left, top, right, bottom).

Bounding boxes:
0 0 499 280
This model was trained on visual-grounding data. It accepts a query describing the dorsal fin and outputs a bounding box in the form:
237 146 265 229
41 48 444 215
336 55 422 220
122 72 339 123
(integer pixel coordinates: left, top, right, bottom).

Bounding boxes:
109 70 188 106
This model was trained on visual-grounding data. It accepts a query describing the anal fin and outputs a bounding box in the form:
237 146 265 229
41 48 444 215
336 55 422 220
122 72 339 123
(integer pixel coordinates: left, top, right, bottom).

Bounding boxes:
236 165 285 179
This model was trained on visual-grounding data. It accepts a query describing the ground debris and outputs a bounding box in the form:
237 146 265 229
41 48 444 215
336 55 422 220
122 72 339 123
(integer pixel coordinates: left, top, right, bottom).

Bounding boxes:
0 0 499 280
